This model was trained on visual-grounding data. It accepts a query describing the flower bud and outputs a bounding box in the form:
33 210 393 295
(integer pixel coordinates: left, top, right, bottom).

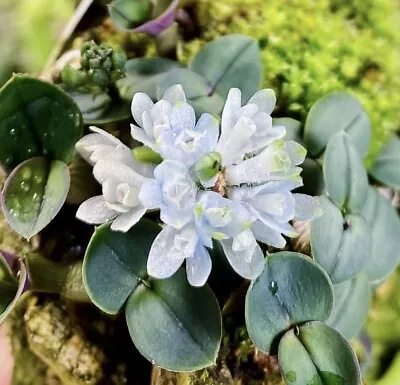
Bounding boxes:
112 48 127 70
194 151 222 182
91 68 109 88
61 65 86 88
133 146 162 164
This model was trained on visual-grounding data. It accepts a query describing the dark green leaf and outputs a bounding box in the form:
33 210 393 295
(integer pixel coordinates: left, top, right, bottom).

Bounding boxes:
67 91 130 124
109 0 153 30
323 132 368 214
0 252 27 323
327 273 371 340
126 269 222 371
310 196 371 284
245 252 333 354
295 158 325 196
1 157 70 240
191 34 262 102
157 68 224 116
304 92 371 158
273 118 302 144
279 321 361 385
0 75 83 169
362 187 400 283
117 57 182 101
83 219 161 314
369 136 400 188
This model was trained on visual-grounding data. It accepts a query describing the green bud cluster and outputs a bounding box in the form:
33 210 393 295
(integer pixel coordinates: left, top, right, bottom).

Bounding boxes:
61 40 127 91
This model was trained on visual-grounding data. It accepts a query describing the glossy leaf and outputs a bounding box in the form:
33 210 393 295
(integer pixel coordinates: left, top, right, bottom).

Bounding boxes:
369 136 400 188
126 269 222 371
245 252 333 354
157 68 224 116
274 118 303 144
362 187 400 283
117 57 182 101
323 132 368 214
67 91 130 124
0 75 82 169
0 253 27 324
311 196 371 284
279 321 361 385
327 273 371 340
191 34 262 102
1 157 70 240
109 0 178 36
304 92 371 158
83 220 161 314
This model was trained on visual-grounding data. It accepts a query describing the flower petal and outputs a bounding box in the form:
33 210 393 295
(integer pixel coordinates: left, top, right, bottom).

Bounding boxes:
169 102 196 132
285 141 307 166
93 160 147 186
248 89 276 115
131 92 154 127
221 88 242 144
293 194 322 221
130 124 157 150
251 220 286 248
220 238 265 280
76 196 117 224
139 180 162 209
162 84 186 105
110 206 147 232
186 244 212 287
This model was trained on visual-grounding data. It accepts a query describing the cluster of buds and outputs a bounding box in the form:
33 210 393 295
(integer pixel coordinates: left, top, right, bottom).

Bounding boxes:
61 41 127 91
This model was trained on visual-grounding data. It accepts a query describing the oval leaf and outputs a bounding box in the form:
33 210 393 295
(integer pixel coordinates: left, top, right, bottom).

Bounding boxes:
327 273 371 340
369 136 400 188
157 68 224 116
245 252 333 354
362 187 400 283
83 219 161 314
274 118 303 144
191 34 262 102
304 92 371 158
0 75 82 169
118 57 182 101
126 269 222 371
279 321 361 385
1 157 70 240
0 252 27 324
311 196 371 284
323 132 368 213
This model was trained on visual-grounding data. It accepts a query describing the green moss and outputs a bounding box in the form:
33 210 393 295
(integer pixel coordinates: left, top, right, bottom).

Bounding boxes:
179 0 400 165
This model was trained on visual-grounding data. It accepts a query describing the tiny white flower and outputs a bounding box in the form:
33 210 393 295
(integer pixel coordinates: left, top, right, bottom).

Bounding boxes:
130 85 219 166
139 160 197 229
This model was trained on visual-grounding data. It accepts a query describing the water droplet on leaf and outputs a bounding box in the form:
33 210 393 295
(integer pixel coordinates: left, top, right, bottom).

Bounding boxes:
269 281 278 295
20 181 30 192
286 371 297 382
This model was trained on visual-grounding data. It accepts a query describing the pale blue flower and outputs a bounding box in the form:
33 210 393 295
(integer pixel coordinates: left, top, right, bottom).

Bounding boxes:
139 160 197 229
130 85 219 166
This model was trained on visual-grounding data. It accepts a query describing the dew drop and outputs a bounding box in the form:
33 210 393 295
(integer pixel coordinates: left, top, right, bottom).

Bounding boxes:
33 174 44 184
20 181 30 192
151 360 155 365
5 156 13 166
343 220 350 231
27 148 33 155
21 167 32 180
286 371 297 382
269 281 278 295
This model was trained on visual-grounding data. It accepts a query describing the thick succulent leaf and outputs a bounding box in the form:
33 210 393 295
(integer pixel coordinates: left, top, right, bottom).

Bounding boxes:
67 91 130 124
83 219 161 314
245 252 333 354
279 321 361 385
1 157 70 240
191 34 262 102
369 136 400 188
0 75 82 169
157 68 224 116
327 273 371 340
362 187 400 283
323 132 368 214
273 118 303 144
304 92 371 158
126 269 222 371
117 57 182 101
311 196 371 284
0 253 27 324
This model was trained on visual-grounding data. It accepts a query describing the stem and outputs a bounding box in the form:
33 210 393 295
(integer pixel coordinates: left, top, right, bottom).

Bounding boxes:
26 255 89 302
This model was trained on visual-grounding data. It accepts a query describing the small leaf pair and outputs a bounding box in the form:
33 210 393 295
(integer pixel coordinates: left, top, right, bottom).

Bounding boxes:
0 75 83 239
83 220 222 371
245 251 361 385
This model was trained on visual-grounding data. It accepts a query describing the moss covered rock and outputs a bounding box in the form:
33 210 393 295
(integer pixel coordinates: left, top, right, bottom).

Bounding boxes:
180 0 400 164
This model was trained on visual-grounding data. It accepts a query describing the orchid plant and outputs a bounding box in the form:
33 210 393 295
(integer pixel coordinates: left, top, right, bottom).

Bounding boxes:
0 33 400 385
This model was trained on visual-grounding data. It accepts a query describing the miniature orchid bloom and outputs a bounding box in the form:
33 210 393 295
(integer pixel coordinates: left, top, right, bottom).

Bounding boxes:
76 147 152 232
139 160 197 229
131 84 219 166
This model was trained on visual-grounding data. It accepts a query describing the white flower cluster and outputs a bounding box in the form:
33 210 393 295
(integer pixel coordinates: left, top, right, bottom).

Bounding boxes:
76 85 321 286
